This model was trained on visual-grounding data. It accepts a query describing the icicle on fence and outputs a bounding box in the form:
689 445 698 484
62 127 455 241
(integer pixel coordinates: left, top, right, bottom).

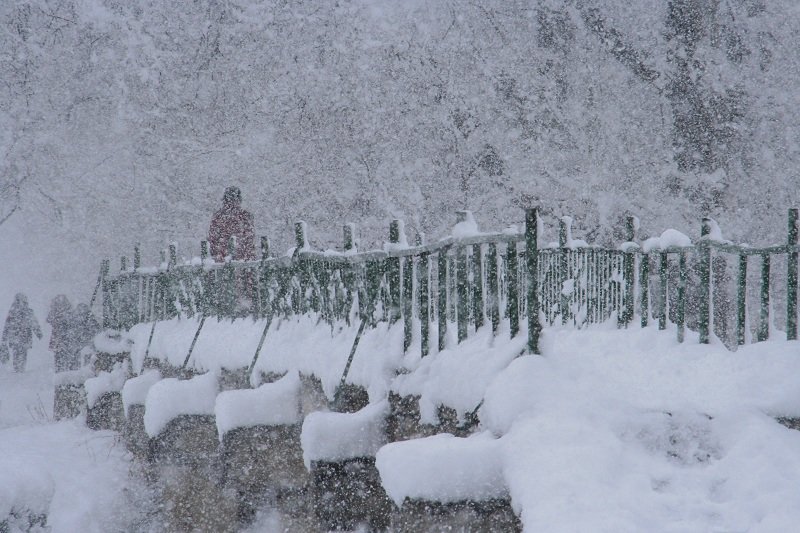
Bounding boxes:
100 208 799 354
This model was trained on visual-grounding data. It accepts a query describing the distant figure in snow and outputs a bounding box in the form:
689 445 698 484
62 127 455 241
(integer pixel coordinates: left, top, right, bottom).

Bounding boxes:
47 294 74 372
2 293 42 372
208 186 256 262
69 303 100 369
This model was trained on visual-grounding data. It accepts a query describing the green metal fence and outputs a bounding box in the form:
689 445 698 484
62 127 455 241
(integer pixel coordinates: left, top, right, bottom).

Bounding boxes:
100 208 799 355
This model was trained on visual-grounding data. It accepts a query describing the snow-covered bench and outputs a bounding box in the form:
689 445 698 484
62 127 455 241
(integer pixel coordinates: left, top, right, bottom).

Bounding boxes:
301 400 392 530
376 431 520 531
120 369 162 460
84 361 129 431
214 371 305 521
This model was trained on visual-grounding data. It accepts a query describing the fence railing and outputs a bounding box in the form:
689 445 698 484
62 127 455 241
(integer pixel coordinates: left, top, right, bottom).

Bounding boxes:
100 208 799 357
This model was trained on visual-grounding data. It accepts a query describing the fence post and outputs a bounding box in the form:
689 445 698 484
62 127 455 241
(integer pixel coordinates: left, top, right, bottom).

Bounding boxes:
438 248 448 351
640 253 649 327
388 220 402 324
223 237 237 317
699 218 712 344
101 259 111 329
133 244 142 321
526 208 541 354
340 225 357 321
455 212 470 343
165 244 178 319
487 243 500 335
258 236 270 319
621 216 636 327
403 254 414 351
559 218 569 324
677 252 686 342
419 250 430 356
736 253 747 345
294 222 307 315
758 253 770 342
658 252 668 331
473 243 484 331
787 208 798 341
197 240 211 316
507 239 519 339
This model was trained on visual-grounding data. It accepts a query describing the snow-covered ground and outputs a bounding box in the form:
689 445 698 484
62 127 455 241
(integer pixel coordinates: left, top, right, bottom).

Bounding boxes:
3 317 800 532
0 345 145 532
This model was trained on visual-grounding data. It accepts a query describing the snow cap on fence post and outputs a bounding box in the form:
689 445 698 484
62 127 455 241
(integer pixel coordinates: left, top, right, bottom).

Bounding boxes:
453 210 479 238
526 208 541 355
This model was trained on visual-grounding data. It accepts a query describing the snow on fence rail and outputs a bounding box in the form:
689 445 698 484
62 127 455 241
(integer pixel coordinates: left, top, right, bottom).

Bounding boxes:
98 208 799 356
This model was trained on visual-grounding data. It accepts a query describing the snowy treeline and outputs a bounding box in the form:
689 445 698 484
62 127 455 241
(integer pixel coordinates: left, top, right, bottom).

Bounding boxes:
1 0 798 298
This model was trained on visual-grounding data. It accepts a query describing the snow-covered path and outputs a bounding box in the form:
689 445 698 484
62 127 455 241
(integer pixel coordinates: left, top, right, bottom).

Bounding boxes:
0 347 144 532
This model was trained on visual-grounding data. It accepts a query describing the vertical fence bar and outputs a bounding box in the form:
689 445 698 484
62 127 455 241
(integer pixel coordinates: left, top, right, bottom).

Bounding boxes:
259 236 270 319
640 253 649 327
419 252 430 356
507 241 519 338
559 218 569 324
388 220 402 324
787 208 798 341
447 254 456 323
621 217 636 327
101 259 111 328
677 252 686 342
736 253 747 346
473 243 484 331
699 218 712 344
487 243 500 335
403 255 413 351
526 209 541 354
659 252 668 330
758 253 770 342
438 249 448 351
456 245 468 343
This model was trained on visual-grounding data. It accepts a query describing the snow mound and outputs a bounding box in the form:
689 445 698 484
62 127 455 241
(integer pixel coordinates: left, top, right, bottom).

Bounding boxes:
0 461 53 519
53 366 94 386
84 362 128 408
451 211 481 239
93 330 132 354
121 369 162 416
301 400 389 468
215 370 301 438
143 372 218 437
642 229 692 252
393 322 526 423
479 326 800 532
376 431 507 506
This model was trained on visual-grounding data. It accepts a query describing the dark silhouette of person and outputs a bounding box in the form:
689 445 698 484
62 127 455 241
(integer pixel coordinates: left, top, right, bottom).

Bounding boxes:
208 186 256 262
2 293 42 372
70 303 100 369
47 294 73 372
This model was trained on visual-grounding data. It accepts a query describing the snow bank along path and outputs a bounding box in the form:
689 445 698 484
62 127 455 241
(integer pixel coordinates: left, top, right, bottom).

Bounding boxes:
119 314 800 532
